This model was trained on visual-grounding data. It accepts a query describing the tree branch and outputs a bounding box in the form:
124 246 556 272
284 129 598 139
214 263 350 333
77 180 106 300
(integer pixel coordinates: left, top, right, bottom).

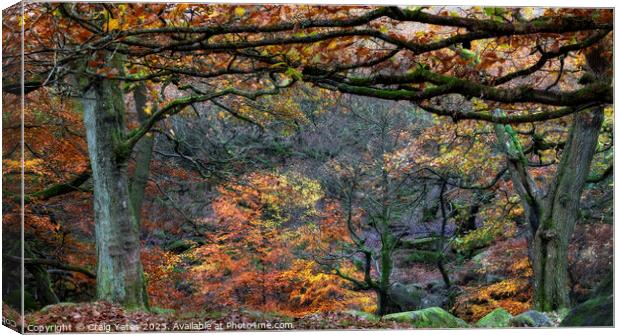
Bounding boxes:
24 170 91 203
3 255 96 279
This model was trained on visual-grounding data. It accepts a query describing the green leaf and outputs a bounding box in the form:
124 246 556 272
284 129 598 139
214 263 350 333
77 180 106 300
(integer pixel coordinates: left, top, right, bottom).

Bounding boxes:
285 67 303 81
484 7 496 17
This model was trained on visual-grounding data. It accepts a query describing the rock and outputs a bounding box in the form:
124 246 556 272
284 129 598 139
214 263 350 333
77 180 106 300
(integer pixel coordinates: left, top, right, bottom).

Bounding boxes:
345 310 380 322
387 283 423 312
509 310 552 327
559 295 612 327
475 308 512 328
561 272 613 327
422 281 455 309
386 282 452 313
424 280 446 292
471 250 490 264
383 307 469 328
420 292 449 309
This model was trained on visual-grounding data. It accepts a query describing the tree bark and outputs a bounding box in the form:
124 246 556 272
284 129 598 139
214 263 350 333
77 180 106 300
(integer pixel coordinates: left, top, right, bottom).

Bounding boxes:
495 44 608 311
495 106 603 311
376 243 393 315
531 107 603 311
376 287 392 316
23 247 60 307
129 83 155 226
4 255 96 279
437 181 451 288
81 64 148 309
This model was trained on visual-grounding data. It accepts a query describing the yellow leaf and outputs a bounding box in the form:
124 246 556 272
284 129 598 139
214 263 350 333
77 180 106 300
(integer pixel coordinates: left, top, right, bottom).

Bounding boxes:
107 18 119 30
327 40 339 50
234 7 245 16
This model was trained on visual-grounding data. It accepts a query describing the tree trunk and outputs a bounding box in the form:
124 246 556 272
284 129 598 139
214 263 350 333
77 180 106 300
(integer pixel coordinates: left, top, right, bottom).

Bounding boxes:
531 107 603 311
27 265 60 307
376 288 391 316
376 235 394 315
129 83 154 225
25 246 59 307
495 106 603 311
437 181 451 288
530 45 609 310
81 71 148 309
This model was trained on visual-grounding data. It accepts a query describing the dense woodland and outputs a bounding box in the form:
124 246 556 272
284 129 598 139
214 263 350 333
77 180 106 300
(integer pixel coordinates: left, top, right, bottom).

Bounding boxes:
1 3 614 330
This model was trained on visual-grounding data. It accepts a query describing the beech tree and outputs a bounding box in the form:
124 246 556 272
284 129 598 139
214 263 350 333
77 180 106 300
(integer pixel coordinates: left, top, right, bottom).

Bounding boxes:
3 3 612 311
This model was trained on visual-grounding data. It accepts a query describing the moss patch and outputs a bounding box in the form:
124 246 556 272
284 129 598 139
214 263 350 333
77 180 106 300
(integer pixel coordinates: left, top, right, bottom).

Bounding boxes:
560 274 613 327
383 307 469 328
345 310 380 322
475 308 512 328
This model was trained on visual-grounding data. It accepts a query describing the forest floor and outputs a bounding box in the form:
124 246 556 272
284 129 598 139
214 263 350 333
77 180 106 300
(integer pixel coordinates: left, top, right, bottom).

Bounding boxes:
21 301 410 331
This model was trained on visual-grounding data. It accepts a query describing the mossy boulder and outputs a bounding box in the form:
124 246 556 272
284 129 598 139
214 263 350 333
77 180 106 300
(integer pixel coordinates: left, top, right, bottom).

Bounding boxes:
561 273 613 327
383 307 469 328
475 308 512 328
559 295 612 327
345 310 380 322
509 310 552 327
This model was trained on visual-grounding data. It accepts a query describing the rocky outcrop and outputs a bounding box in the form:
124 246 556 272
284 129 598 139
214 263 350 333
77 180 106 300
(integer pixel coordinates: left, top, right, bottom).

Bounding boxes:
387 281 452 313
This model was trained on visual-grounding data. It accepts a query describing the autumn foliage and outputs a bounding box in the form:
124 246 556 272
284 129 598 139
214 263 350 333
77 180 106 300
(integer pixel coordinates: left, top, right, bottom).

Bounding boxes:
1 2 614 330
138 172 374 315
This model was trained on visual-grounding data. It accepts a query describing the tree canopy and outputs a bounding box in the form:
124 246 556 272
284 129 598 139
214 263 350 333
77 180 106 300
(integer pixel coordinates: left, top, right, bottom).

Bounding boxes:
2 2 614 331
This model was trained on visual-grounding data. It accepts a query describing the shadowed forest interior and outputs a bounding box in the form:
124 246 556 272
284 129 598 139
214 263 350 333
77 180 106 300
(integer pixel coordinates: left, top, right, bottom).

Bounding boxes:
1 2 614 330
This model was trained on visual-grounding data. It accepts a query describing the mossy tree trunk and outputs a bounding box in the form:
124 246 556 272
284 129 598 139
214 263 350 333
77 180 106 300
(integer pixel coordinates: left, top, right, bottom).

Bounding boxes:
376 231 395 315
437 181 451 288
494 47 608 311
24 246 59 307
495 107 603 311
80 57 148 309
532 108 604 311
375 288 391 316
129 83 155 226
333 193 399 316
